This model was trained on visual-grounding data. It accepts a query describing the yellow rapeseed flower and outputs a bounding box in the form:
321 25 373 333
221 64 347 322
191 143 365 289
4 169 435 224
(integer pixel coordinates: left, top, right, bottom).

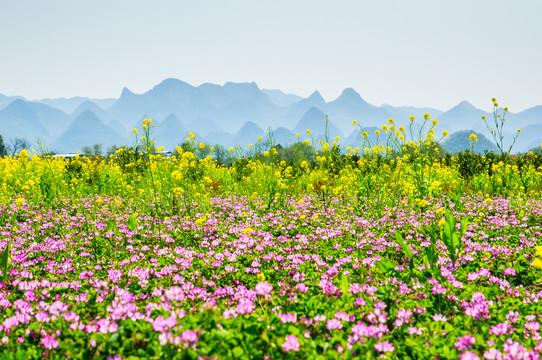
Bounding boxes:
533 257 542 270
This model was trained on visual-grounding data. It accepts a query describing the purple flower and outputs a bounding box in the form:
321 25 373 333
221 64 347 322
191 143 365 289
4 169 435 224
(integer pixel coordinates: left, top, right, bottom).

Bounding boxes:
483 348 503 360
506 310 520 324
180 330 198 343
295 283 308 294
236 300 254 315
455 335 476 351
489 322 513 336
375 341 394 353
282 335 300 353
40 336 59 350
460 351 480 360
254 282 273 297
353 298 366 307
433 314 448 322
279 312 297 324
335 311 355 322
503 267 516 276
326 319 343 330
393 308 413 327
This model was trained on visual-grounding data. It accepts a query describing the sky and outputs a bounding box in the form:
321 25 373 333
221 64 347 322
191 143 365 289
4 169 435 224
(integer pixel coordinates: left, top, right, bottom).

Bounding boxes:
1 0 541 112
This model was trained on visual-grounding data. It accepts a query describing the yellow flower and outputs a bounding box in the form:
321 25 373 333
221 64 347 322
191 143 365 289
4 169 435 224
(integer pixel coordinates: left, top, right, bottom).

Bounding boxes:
504 107 509 112
432 119 438 126
536 246 542 258
335 136 340 141
388 118 394 124
533 257 542 270
381 125 388 132
189 132 196 139
256 273 266 281
442 130 449 137
304 139 310 144
243 227 253 235
199 143 205 149
351 120 357 126
423 113 431 120
132 128 138 134
517 129 521 134
482 116 486 120
306 129 311 134
362 131 368 139
295 133 300 137
257 136 262 141
409 116 415 122
375 129 381 135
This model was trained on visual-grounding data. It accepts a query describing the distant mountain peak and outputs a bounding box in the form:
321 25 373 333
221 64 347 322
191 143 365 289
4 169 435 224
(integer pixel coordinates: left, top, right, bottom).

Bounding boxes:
155 78 192 90
336 88 364 102
120 87 135 97
307 91 325 103
454 100 476 110
224 81 259 90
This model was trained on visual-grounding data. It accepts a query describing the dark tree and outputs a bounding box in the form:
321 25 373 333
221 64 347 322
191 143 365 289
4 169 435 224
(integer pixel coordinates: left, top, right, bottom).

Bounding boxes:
7 138 31 156
0 134 7 156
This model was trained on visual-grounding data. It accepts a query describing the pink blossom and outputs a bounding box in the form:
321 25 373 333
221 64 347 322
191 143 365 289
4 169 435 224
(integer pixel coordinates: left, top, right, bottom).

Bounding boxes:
375 341 394 353
40 336 59 350
326 319 343 330
282 335 300 353
254 282 273 297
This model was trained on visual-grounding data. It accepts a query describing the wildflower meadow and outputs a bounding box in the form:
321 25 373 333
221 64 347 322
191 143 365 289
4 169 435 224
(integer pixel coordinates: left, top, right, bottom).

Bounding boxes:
2 101 542 359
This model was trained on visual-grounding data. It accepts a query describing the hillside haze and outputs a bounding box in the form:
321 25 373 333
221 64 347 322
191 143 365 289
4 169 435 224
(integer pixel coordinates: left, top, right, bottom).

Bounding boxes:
1 78 541 154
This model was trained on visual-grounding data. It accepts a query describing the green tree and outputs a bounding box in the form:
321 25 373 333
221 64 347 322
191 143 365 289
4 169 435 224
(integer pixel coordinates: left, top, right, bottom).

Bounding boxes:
0 134 7 156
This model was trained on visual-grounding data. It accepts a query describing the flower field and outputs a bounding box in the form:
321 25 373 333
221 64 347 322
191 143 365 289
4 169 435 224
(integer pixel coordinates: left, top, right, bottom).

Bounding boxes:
2 111 542 359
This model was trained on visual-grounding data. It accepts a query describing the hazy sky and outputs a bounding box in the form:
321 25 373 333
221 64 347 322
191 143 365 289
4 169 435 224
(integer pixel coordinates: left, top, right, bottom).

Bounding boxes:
1 0 541 112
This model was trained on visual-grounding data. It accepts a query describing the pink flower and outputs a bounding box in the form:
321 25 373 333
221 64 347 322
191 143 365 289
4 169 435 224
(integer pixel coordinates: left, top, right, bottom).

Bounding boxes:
460 351 480 360
295 283 308 294
236 300 254 315
180 330 198 343
503 267 516 276
282 335 300 353
455 335 476 351
279 312 297 324
326 319 343 330
254 282 273 297
40 336 59 350
375 341 394 353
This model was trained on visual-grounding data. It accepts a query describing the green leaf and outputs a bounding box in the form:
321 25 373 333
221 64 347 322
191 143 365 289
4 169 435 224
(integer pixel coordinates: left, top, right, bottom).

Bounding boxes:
1 241 10 282
461 217 469 236
340 274 350 294
377 258 395 273
395 232 413 258
443 222 453 248
232 346 244 358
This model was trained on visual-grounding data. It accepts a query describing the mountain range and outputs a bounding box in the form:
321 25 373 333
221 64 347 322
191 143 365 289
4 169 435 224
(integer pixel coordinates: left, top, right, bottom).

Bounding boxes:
1 78 541 154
